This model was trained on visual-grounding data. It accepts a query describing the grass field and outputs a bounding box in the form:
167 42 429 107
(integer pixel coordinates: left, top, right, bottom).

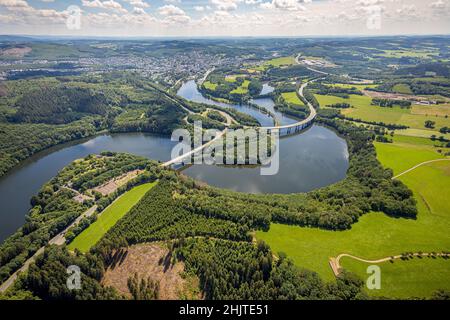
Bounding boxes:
330 83 378 91
225 74 242 82
393 83 413 94
68 182 157 253
257 138 450 297
314 93 450 138
377 49 439 59
341 256 450 298
230 79 250 94
281 92 304 105
264 56 296 67
411 104 450 117
203 81 217 90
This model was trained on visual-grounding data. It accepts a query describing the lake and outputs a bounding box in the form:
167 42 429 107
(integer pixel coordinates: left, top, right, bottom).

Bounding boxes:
0 82 349 242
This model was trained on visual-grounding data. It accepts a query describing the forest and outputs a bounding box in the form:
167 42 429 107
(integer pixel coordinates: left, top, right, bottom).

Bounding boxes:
0 73 262 179
0 153 167 284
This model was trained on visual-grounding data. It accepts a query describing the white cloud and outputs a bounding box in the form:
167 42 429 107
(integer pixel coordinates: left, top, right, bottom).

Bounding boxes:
132 6 146 14
211 0 241 11
81 0 127 13
1 0 449 37
0 0 32 10
122 0 149 8
158 4 185 16
260 0 310 11
158 4 191 24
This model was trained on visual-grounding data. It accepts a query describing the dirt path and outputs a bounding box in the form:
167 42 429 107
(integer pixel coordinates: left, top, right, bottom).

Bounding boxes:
329 252 450 277
392 159 450 179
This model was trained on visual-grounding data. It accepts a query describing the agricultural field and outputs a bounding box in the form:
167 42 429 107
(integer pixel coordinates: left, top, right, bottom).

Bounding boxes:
264 56 296 67
376 49 439 59
257 137 450 298
341 256 450 299
314 93 450 138
68 182 157 253
392 83 413 94
203 81 217 90
330 83 378 91
281 92 304 105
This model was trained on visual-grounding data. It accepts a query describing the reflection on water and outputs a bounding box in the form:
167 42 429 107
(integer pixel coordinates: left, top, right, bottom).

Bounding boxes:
177 80 274 127
0 133 176 242
182 125 349 194
0 81 349 243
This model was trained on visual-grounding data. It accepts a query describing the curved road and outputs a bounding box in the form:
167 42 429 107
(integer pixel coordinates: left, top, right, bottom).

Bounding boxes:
392 158 450 179
0 205 98 293
330 252 450 276
163 61 324 166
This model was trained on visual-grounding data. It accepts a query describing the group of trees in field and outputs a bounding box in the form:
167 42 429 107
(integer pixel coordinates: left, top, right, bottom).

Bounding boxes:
186 114 225 130
440 126 450 134
371 98 411 109
327 102 352 109
425 120 436 129
206 110 227 123
267 65 316 80
312 83 363 99
343 116 409 130
370 76 450 98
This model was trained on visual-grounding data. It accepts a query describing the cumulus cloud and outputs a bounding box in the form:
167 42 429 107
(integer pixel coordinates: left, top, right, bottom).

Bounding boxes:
1 0 450 36
132 7 145 14
158 4 185 16
260 0 310 11
122 0 149 8
81 0 127 13
0 0 32 10
158 4 191 24
211 0 241 11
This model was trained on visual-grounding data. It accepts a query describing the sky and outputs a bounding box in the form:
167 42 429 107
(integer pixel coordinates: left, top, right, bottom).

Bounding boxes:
0 0 450 37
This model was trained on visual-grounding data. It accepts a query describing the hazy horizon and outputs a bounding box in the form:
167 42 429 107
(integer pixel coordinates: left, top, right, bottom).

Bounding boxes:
1 0 450 37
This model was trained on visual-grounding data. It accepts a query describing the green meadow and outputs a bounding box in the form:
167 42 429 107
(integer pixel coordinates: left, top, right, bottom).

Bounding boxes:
203 81 218 90
68 182 157 253
264 56 296 67
341 256 450 299
281 92 304 105
392 83 413 94
314 93 450 137
330 83 378 91
230 79 250 94
377 49 439 59
257 138 450 297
